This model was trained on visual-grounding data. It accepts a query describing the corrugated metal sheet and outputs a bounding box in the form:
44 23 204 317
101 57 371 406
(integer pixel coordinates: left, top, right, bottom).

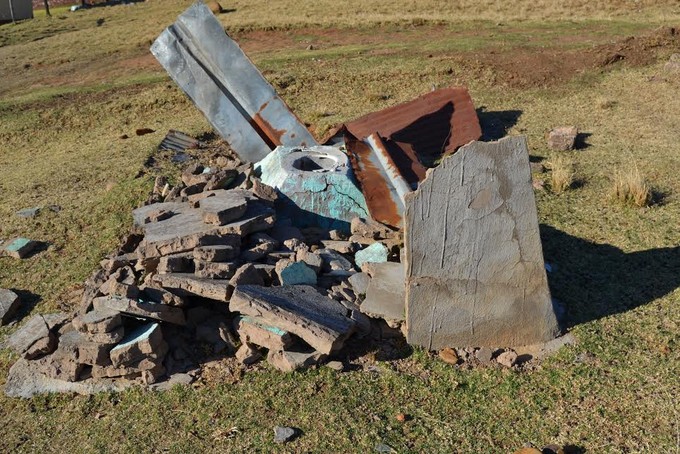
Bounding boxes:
336 87 481 227
151 3 318 163
158 130 202 152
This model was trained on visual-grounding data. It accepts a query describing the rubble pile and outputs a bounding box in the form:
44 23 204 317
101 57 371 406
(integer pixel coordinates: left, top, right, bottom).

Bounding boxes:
5 154 410 395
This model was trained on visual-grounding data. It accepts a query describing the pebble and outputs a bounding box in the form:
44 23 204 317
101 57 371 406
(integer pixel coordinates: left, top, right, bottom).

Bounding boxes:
273 426 296 443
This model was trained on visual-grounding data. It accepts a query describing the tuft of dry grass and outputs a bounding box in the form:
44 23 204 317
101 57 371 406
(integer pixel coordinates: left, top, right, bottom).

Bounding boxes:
546 155 575 194
613 164 653 207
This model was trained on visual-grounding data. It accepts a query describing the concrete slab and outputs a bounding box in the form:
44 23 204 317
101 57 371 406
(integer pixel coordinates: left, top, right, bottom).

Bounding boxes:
360 262 405 322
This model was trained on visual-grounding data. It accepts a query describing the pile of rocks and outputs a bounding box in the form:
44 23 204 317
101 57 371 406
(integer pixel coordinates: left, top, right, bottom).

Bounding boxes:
4 155 406 393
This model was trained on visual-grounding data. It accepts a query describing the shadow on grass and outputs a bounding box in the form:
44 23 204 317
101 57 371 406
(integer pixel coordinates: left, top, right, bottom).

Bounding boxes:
541 224 680 329
476 107 522 141
6 290 42 324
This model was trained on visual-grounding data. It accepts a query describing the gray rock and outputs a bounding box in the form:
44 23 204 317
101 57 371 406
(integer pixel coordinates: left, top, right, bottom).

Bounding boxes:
194 260 238 279
16 207 40 218
316 249 354 272
348 273 370 295
93 295 186 325
157 253 194 274
5 358 133 398
152 273 231 302
72 309 122 335
496 350 518 368
199 191 248 225
193 244 240 262
109 322 167 367
0 289 20 325
6 315 56 359
275 260 317 286
405 137 560 349
475 347 493 363
295 249 323 273
229 263 264 286
547 126 578 151
230 285 355 354
273 426 297 443
267 347 326 372
360 262 405 322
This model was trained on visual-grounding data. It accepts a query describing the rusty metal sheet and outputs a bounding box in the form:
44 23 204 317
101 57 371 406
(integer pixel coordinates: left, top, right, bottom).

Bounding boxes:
151 3 318 163
330 87 481 171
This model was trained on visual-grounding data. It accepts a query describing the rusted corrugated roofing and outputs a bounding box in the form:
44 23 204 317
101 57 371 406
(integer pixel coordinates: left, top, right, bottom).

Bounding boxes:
334 87 482 227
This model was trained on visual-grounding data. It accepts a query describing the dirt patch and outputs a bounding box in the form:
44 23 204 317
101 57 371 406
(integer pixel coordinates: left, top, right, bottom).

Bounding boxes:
452 26 680 89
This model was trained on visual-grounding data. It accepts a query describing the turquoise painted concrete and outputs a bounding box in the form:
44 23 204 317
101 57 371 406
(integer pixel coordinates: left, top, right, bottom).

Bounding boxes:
355 242 389 268
5 238 31 253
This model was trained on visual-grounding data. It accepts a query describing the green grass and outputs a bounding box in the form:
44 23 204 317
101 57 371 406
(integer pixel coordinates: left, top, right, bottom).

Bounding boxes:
1 1 679 452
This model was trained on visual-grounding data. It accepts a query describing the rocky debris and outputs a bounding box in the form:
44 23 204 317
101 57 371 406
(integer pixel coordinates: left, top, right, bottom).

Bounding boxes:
193 244 239 262
275 260 317 286
267 346 326 372
475 347 493 363
109 323 167 369
93 295 186 325
1 238 40 259
199 191 248 225
405 137 560 349
547 126 578 151
7 315 57 359
360 262 405 323
230 285 355 354
0 289 20 325
229 263 265 286
235 343 262 365
194 260 238 279
153 273 231 302
235 316 294 351
326 360 344 371
273 426 297 444
348 272 370 295
438 347 459 365
496 350 518 368
354 242 389 270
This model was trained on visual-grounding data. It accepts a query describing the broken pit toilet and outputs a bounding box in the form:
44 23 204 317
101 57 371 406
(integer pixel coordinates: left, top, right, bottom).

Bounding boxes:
405 136 560 349
257 145 369 232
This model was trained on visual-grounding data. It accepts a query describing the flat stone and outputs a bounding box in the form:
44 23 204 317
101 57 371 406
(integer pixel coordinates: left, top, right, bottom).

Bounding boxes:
193 245 239 262
475 347 493 363
235 343 262 365
361 262 405 322
5 358 132 398
2 238 39 259
93 295 186 325
235 316 294 350
267 346 326 372
141 285 187 307
194 261 238 279
354 242 389 269
350 217 395 239
16 207 40 218
273 426 297 444
152 273 232 302
316 248 354 273
405 137 560 349
240 242 275 262
547 126 578 151
230 285 355 354
199 191 248 225
110 322 167 367
72 309 122 335
296 249 323 273
266 251 297 265
229 263 264 286
6 315 55 359
275 260 317 286
0 289 20 325
60 331 114 366
133 198 273 258
319 240 356 254
348 273 370 295
157 253 194 274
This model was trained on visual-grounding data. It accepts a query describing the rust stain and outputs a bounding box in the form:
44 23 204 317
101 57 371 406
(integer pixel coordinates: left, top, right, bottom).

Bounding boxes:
345 132 401 227
249 113 285 148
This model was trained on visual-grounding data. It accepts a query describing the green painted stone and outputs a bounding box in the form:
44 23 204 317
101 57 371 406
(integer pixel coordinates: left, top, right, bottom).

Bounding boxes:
355 243 389 268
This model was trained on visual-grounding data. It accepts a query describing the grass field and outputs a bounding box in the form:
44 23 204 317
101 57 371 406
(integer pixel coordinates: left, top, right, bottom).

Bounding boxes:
1 0 679 452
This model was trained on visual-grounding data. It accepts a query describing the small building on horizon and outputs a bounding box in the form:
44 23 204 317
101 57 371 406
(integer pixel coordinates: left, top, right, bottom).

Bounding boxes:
0 0 34 23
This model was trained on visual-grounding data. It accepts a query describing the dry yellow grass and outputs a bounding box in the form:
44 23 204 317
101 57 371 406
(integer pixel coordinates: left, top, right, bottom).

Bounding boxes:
613 164 653 207
546 155 575 194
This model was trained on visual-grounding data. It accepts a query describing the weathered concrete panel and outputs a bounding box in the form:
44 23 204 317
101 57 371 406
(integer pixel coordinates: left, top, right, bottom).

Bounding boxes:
405 136 559 349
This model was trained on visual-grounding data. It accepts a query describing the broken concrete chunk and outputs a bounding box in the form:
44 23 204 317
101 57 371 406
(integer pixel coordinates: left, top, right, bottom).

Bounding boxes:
354 243 389 269
72 309 122 335
319 240 357 254
57 330 114 367
361 262 405 322
266 251 296 265
348 273 370 296
230 285 355 354
193 245 239 262
199 191 248 225
240 242 275 262
151 2 317 162
275 260 317 286
143 209 174 224
273 426 297 444
235 343 263 365
157 253 194 274
257 146 369 232
0 289 20 325
110 322 167 367
547 126 578 151
235 316 294 351
152 273 232 302
194 260 238 279
6 315 56 359
296 249 323 273
350 217 395 240
141 285 187 307
267 347 326 372
205 169 238 191
93 295 186 325
405 137 560 349
229 263 265 287
16 207 40 218
250 178 278 206
316 249 354 273
1 238 39 259
496 350 518 368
